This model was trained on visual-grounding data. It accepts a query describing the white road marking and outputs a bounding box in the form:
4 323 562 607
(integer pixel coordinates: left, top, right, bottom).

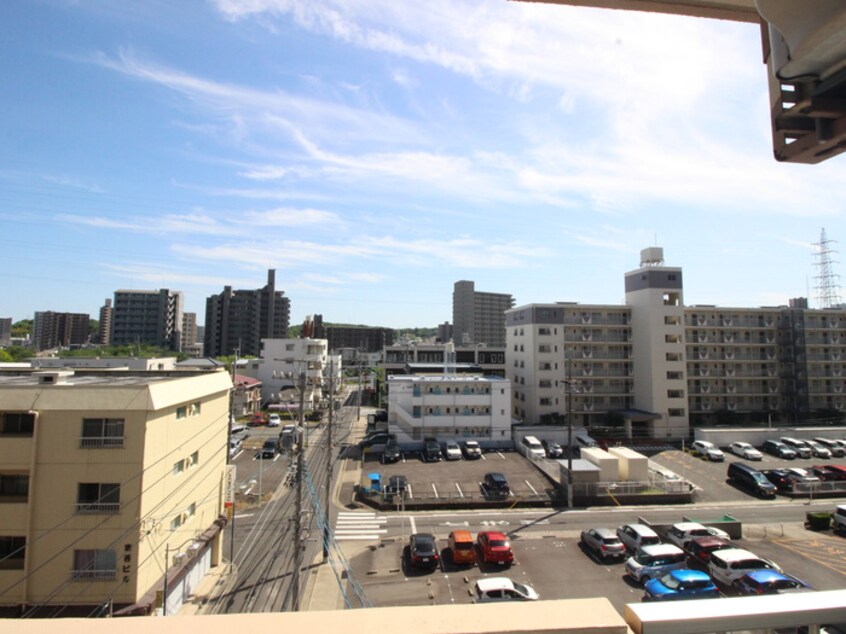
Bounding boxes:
455 482 464 498
432 483 439 498
525 480 539 495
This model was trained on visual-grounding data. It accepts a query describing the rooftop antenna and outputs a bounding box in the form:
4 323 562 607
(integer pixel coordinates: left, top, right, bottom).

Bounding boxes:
813 228 842 308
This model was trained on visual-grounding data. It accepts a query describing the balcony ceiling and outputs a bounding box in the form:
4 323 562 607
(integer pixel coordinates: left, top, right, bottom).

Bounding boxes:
515 0 759 23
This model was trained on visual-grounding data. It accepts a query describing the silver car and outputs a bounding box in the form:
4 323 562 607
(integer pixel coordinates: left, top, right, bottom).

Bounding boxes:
580 527 627 562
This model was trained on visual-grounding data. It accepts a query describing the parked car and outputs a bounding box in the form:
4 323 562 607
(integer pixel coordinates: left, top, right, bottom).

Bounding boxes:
267 413 282 427
643 569 720 601
763 468 808 492
616 524 661 553
667 522 730 550
814 438 846 457
542 439 564 458
228 438 243 458
476 531 514 565
448 530 476 565
729 441 763 460
834 504 846 532
443 441 462 460
727 462 777 498
734 569 813 595
248 412 267 426
786 467 821 483
474 577 538 602
381 439 401 464
260 438 278 459
359 433 394 449
625 544 686 584
385 475 408 495
461 440 482 459
708 548 781 586
806 440 833 459
780 437 813 459
482 472 510 498
763 439 797 460
423 437 442 462
691 440 725 462
821 465 846 481
685 536 735 568
408 533 440 570
580 528 628 562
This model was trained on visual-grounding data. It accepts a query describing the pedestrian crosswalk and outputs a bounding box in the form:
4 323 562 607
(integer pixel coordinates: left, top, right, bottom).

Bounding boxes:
334 512 388 541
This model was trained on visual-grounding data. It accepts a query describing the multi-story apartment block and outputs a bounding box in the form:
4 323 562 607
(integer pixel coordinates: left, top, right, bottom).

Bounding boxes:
32 311 90 351
0 367 232 616
181 312 201 358
232 374 262 417
97 299 113 346
381 343 506 378
111 289 183 352
452 280 515 347
387 374 512 447
239 338 328 409
204 269 290 358
1 318 12 347
506 247 846 440
324 325 393 354
437 321 453 343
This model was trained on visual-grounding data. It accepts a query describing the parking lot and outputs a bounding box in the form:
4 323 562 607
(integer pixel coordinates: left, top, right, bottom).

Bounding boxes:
229 425 297 506
346 519 846 612
359 446 558 504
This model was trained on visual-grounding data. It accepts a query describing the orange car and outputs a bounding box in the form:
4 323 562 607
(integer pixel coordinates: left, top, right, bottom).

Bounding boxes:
448 530 476 565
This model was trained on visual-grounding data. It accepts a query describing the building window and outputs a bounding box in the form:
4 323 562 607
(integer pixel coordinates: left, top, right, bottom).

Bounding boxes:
190 401 201 416
0 474 29 502
173 460 185 476
539 398 552 406
80 418 125 448
176 406 187 420
668 408 686 417
0 412 35 436
666 371 683 380
286 344 295 351
72 549 116 580
170 514 183 531
0 536 25 570
667 390 684 399
76 483 120 513
186 502 196 517
188 451 199 467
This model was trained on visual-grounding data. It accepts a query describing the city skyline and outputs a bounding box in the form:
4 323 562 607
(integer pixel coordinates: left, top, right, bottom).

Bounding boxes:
2 1 845 329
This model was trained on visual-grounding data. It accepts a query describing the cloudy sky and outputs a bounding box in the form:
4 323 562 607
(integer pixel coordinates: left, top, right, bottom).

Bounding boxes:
2 0 844 329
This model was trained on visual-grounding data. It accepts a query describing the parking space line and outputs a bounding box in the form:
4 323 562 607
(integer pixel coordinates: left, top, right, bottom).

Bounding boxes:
432 483 439 498
455 483 464 498
524 480 538 495
407 485 414 499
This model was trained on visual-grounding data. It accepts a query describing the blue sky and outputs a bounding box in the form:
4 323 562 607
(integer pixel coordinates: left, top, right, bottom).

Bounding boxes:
2 0 844 330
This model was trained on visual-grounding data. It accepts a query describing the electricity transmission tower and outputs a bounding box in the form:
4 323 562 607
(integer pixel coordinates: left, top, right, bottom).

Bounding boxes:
813 228 843 308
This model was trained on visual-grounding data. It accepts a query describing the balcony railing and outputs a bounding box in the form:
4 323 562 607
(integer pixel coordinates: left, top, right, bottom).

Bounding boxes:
71 569 116 580
80 436 124 448
76 502 120 514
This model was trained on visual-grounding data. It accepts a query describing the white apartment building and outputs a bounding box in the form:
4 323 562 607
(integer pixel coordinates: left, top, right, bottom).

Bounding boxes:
240 338 329 409
387 374 512 447
506 247 846 440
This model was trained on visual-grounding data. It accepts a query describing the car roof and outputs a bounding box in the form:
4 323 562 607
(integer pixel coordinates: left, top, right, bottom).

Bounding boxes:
689 536 731 548
475 577 516 592
411 532 435 542
622 523 658 536
591 527 618 538
667 569 712 582
641 544 684 555
742 569 791 582
710 548 760 562
671 522 705 531
479 530 508 540
486 472 506 480
449 529 473 541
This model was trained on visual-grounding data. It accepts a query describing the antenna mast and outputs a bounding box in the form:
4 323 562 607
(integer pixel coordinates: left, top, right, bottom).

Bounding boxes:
813 228 842 308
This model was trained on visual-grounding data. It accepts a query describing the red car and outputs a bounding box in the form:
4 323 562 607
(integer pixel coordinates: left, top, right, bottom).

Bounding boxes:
476 531 514 565
248 412 267 426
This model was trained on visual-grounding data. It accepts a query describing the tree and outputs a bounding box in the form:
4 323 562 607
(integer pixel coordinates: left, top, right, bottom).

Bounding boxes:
11 320 32 337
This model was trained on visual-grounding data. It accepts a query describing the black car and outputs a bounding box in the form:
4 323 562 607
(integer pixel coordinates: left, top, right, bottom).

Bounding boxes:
382 439 401 463
386 475 408 495
542 439 564 458
260 438 278 459
423 437 442 462
408 533 440 570
483 472 510 498
763 468 798 492
359 433 394 448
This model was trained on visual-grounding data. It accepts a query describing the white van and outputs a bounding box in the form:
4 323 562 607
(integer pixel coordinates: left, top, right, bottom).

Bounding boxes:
521 435 546 459
625 544 686 583
708 548 781 586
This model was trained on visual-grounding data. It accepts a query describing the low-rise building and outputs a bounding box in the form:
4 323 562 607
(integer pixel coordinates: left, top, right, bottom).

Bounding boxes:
0 367 232 616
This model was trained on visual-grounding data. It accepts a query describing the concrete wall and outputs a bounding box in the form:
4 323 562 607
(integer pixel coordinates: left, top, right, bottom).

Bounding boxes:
579 447 619 481
608 446 648 481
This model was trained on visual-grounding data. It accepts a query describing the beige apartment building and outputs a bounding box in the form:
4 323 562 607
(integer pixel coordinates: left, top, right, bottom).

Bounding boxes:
506 248 846 439
0 368 232 616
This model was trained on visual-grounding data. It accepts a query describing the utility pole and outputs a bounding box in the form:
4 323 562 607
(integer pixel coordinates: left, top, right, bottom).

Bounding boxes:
323 360 334 563
292 370 306 611
565 357 575 509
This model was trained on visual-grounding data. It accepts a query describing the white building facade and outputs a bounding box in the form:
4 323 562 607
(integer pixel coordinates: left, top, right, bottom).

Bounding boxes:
387 374 512 448
240 338 329 408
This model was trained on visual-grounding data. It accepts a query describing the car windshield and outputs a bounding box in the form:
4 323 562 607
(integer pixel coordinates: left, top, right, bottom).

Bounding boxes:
768 578 800 590
489 539 509 548
658 574 682 590
603 537 621 545
513 581 530 595
753 473 770 484
634 552 657 565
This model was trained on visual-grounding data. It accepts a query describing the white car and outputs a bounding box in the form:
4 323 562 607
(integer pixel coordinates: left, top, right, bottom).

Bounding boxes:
444 441 462 460
267 413 282 427
616 523 661 552
729 441 763 461
474 577 539 602
691 440 725 462
667 522 730 549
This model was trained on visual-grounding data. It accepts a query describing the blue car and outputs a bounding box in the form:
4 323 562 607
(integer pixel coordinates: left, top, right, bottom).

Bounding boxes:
643 569 720 601
734 569 813 595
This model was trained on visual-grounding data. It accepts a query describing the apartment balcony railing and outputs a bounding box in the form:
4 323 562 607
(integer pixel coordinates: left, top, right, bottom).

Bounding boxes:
75 502 120 514
71 568 116 580
79 436 124 448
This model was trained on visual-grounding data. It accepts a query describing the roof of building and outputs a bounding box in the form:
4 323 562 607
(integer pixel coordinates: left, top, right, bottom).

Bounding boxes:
234 374 261 388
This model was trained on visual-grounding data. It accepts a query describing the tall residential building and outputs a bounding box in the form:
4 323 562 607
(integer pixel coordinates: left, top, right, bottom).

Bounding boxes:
0 318 11 347
437 321 453 343
32 311 90 351
506 247 846 439
239 337 328 408
97 299 113 346
111 289 184 351
204 269 290 358
452 280 515 347
0 367 232 616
